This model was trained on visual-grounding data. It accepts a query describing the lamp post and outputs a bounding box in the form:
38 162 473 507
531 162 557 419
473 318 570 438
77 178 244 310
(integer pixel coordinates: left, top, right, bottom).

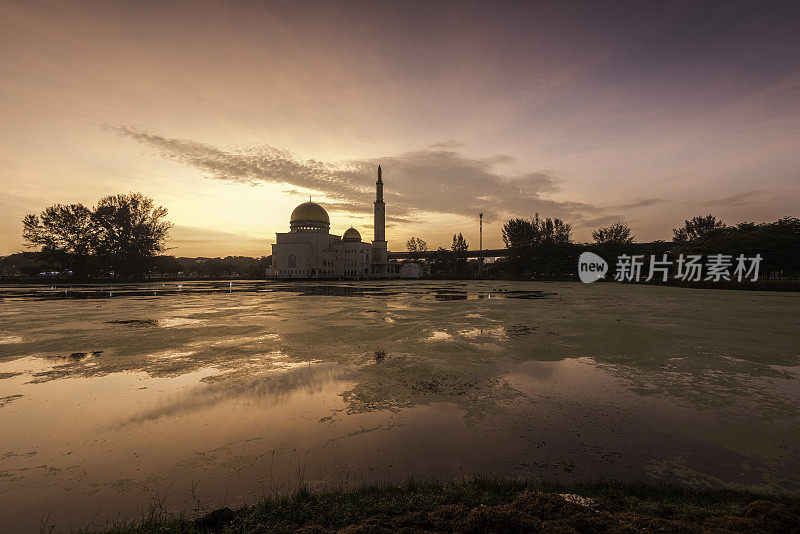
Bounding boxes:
479 212 483 277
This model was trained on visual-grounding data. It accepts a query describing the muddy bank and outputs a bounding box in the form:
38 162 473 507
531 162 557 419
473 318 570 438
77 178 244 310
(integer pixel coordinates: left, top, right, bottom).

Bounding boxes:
106 479 800 533
292 493 800 533
296 493 800 534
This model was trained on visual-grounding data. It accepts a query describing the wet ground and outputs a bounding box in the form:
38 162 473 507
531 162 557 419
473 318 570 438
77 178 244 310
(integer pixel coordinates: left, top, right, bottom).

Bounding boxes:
0 280 798 531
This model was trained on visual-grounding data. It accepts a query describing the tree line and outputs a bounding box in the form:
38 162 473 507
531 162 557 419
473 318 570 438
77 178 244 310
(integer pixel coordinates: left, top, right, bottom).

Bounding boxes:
20 192 172 279
407 214 800 282
406 233 476 277
9 193 278 280
10 193 800 284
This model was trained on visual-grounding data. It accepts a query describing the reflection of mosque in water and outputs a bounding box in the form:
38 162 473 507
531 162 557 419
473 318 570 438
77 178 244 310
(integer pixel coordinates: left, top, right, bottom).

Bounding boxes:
269 166 417 279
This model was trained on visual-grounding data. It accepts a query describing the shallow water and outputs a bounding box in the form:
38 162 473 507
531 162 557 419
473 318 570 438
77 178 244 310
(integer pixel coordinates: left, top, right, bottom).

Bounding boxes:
0 280 799 531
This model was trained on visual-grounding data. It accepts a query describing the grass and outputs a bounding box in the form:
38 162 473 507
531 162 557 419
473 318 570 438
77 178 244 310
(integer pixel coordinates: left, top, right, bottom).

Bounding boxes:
96 478 800 533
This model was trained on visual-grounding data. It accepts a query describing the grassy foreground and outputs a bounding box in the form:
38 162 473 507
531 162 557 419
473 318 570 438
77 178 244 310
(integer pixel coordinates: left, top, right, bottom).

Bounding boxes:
102 479 800 533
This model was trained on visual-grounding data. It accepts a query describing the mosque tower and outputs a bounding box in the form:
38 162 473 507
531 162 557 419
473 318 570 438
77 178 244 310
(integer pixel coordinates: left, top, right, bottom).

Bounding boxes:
374 165 385 241
371 165 388 275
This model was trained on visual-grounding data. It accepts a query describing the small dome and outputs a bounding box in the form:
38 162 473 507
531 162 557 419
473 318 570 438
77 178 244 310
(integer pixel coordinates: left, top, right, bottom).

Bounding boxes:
290 202 329 224
342 227 361 241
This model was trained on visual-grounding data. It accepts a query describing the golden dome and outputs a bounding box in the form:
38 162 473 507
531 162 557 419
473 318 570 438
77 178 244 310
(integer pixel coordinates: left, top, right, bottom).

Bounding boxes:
342 227 361 241
290 201 329 224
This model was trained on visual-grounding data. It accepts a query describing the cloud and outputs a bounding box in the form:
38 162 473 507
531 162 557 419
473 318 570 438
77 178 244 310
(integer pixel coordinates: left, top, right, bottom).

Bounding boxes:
427 140 465 150
701 189 767 207
581 214 628 228
114 126 618 226
612 198 668 210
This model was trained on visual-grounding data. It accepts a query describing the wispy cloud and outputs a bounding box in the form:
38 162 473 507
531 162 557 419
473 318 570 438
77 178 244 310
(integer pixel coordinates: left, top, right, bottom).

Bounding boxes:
113 126 614 225
701 189 767 207
612 198 668 210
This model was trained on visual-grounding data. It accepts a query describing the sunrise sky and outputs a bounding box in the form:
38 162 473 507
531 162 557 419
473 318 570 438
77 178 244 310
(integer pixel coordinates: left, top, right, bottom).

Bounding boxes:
1 0 799 257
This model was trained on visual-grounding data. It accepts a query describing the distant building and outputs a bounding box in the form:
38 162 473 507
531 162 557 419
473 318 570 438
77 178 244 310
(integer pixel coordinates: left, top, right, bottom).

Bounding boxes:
399 262 423 279
268 166 400 279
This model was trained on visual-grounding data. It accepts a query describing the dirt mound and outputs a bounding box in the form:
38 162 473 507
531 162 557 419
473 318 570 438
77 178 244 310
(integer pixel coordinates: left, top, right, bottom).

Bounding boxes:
291 492 800 534
736 500 800 532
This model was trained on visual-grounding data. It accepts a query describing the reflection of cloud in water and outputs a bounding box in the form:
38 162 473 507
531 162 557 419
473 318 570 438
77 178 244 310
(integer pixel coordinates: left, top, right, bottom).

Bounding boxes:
425 326 512 343
113 362 353 428
510 360 558 380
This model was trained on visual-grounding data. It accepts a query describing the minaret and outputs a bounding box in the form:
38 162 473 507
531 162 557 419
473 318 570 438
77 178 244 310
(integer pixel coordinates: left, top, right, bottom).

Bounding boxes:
374 165 385 242
371 165 388 276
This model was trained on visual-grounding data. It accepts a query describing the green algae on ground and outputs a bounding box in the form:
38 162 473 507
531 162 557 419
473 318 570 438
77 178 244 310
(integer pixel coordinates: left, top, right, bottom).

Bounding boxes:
339 354 525 425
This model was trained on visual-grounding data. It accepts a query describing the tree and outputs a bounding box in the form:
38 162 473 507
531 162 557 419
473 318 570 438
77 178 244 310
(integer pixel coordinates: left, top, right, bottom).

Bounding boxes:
502 217 537 276
199 258 234 278
673 215 726 242
92 193 173 278
592 221 634 244
672 216 800 279
503 214 572 249
535 214 572 245
22 203 96 277
406 236 428 253
501 214 573 276
23 194 172 279
151 255 183 277
245 256 271 279
450 233 469 276
451 233 469 254
502 218 536 250
430 247 453 277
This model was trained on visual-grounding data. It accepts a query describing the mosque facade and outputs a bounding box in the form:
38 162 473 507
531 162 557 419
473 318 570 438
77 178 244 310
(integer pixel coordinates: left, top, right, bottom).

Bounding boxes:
268 165 400 279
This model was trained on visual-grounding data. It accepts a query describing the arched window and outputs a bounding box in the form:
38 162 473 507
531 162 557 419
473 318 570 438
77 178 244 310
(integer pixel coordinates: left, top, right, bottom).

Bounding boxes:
288 254 296 268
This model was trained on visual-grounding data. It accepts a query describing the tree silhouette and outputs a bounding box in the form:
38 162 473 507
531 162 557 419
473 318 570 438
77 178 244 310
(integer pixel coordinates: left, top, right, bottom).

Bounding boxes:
151 255 183 277
502 214 573 277
92 193 173 278
406 236 428 253
451 233 468 254
429 247 453 277
592 221 635 244
502 218 536 250
22 203 96 277
450 233 469 275
503 214 571 248
21 192 172 279
673 215 726 242
535 214 572 245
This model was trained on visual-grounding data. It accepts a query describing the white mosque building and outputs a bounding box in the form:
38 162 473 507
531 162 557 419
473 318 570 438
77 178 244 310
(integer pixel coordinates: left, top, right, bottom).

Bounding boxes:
268 165 402 279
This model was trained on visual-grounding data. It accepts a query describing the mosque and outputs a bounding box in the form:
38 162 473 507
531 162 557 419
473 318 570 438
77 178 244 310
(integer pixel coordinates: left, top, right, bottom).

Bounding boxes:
269 165 407 279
